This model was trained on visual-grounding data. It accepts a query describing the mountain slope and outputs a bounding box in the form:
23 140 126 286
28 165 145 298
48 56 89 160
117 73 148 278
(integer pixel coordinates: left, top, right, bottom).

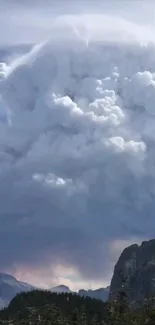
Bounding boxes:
0 273 35 308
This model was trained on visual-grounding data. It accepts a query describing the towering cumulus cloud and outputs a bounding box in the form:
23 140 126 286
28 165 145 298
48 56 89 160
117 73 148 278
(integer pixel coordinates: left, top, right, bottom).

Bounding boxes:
0 14 155 286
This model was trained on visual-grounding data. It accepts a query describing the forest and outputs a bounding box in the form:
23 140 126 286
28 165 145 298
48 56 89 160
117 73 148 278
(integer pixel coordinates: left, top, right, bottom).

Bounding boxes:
0 289 155 325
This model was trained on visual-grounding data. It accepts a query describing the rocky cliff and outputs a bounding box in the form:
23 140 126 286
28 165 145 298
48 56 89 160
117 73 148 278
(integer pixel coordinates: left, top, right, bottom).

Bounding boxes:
109 239 155 304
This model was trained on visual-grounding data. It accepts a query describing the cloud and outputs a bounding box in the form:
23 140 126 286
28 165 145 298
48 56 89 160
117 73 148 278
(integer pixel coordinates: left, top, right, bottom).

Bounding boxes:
14 264 109 291
0 14 155 287
0 0 155 45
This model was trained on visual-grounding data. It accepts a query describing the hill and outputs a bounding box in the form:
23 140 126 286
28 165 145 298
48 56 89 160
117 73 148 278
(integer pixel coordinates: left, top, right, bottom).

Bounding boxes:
0 290 108 325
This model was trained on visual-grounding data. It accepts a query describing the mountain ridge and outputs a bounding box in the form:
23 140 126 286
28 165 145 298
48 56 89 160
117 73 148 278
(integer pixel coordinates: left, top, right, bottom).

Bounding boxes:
0 273 35 309
0 273 109 309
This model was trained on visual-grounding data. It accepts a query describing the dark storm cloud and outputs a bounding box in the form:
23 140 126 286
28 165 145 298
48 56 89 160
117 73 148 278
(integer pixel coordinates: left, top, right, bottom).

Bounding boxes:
0 5 155 283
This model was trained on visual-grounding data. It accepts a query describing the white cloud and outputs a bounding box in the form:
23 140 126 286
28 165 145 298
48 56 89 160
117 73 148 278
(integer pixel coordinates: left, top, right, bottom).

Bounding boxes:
14 264 109 291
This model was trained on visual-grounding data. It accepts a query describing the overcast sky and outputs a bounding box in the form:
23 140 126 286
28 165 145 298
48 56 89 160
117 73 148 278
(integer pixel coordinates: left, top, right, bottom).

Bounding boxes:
0 1 155 290
0 0 155 44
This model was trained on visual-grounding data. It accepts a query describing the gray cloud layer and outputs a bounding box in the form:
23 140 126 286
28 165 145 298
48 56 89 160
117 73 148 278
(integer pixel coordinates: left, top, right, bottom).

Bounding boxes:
0 13 155 283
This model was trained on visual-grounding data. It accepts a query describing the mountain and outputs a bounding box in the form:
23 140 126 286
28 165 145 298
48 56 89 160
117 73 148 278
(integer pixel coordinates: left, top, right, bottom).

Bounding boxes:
50 284 72 293
0 273 35 308
78 286 110 301
0 272 109 309
109 239 155 305
50 284 110 301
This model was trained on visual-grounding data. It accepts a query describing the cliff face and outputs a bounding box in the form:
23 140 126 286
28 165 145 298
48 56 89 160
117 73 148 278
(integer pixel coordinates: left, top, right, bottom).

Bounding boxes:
109 239 155 304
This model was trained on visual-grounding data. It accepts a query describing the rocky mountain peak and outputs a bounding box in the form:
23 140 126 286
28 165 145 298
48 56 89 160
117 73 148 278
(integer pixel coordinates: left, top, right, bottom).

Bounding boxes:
109 239 155 304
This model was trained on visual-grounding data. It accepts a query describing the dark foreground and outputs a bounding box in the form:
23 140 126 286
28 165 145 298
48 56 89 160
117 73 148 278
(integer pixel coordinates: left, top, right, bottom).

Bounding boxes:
0 290 155 325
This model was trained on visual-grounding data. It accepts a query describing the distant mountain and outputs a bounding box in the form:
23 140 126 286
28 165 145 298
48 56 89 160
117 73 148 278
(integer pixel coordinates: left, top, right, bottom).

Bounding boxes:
50 284 110 301
50 285 72 293
0 273 109 309
0 273 35 308
78 286 110 301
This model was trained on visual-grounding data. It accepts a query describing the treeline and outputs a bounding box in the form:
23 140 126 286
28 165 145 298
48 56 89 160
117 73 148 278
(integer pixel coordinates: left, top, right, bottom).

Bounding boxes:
0 289 155 325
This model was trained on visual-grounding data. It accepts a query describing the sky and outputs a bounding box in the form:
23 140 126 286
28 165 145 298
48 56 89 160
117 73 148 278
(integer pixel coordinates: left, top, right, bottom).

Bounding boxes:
0 0 155 291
